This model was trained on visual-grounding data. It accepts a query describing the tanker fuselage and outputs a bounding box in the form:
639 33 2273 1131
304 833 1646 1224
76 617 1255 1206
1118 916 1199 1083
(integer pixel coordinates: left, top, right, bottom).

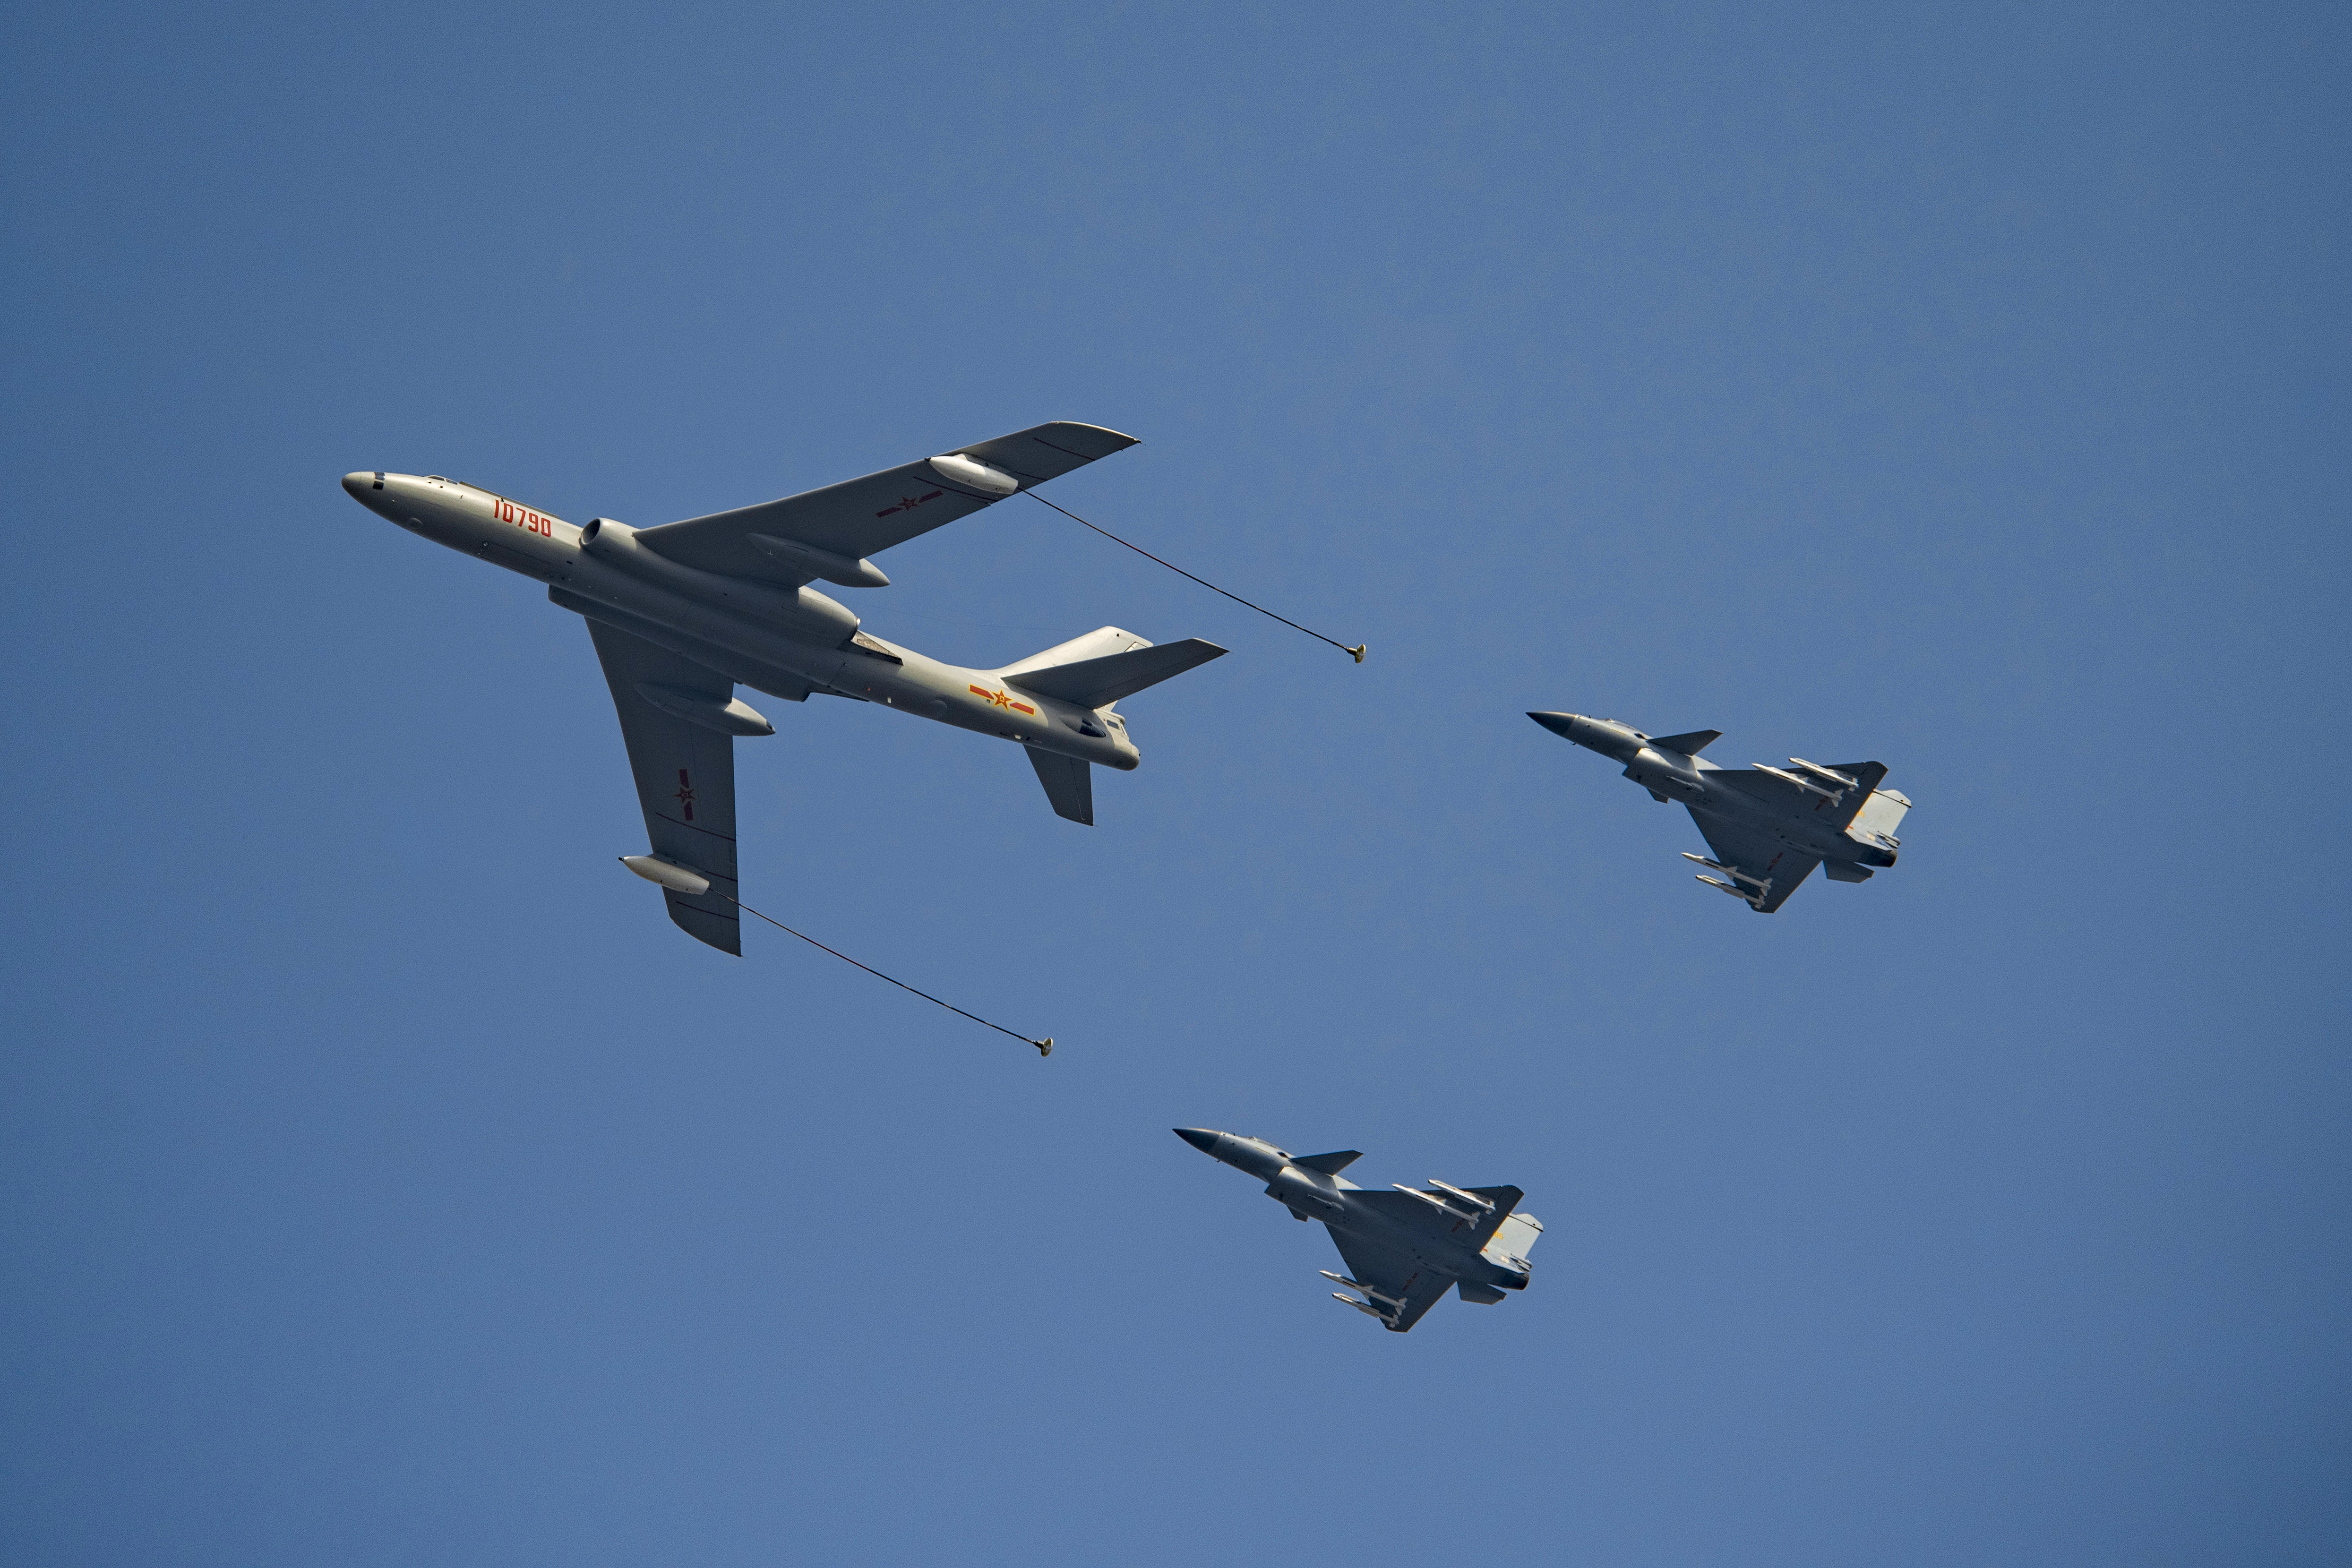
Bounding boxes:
343 471 1141 770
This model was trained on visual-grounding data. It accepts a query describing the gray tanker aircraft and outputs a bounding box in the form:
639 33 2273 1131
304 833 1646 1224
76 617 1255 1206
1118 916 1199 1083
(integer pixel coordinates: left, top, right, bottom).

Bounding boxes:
1528 711 1911 913
1175 1128 1543 1333
342 423 1224 953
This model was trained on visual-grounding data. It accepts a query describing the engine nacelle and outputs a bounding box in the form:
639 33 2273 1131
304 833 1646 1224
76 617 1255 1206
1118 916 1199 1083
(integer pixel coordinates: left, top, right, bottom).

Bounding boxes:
581 517 861 645
781 583 862 645
635 683 774 737
1624 745 1702 801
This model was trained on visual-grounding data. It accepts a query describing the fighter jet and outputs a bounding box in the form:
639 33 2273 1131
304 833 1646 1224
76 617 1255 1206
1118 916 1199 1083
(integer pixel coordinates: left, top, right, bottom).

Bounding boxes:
1175 1128 1543 1333
1528 711 1911 912
341 424 1226 952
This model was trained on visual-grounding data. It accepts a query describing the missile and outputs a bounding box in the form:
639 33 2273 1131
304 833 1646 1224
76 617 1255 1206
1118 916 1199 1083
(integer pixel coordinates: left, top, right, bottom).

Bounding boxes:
1751 763 1842 802
1425 1178 1494 1213
1694 874 1758 903
1332 1292 1387 1319
1320 1270 1402 1309
1391 1183 1469 1221
1681 852 1768 891
1788 756 1858 788
619 856 712 896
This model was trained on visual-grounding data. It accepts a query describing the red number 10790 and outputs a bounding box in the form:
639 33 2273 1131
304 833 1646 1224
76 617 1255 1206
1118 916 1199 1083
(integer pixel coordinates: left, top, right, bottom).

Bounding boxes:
496 499 553 536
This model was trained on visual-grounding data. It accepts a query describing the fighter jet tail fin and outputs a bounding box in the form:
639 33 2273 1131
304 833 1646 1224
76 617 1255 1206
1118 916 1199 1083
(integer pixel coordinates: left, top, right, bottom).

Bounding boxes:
1462 1185 1524 1248
1822 761 1890 827
1292 1150 1363 1175
1850 781 1910 838
1482 1208 1545 1268
1649 728 1722 755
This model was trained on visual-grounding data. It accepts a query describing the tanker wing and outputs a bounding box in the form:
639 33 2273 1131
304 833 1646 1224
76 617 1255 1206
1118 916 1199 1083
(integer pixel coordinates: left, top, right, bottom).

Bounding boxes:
585 620 744 953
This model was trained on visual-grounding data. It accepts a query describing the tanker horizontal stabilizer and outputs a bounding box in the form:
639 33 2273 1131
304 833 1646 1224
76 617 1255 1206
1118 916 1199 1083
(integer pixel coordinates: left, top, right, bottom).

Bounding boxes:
1003 639 1228 709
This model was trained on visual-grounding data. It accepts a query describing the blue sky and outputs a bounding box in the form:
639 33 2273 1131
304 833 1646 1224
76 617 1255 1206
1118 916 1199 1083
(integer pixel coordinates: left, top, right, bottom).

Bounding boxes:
4 3 2347 1563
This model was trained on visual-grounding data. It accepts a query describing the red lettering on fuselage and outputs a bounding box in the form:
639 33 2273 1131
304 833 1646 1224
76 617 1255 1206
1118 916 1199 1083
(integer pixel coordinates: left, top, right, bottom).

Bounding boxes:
494 498 555 537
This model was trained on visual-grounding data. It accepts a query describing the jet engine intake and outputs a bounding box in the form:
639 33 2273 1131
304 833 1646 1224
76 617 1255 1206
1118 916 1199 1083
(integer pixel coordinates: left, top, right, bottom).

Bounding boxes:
1623 746 1702 800
1266 1167 1344 1217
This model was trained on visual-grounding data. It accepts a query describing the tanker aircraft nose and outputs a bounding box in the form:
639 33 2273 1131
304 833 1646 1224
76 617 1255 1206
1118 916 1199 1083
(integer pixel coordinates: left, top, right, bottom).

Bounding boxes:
341 471 379 500
1174 1127 1220 1155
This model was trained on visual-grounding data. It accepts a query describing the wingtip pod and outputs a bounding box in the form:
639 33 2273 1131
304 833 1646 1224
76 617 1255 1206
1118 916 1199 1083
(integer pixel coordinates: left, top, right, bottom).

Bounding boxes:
618 855 711 896
927 452 1020 497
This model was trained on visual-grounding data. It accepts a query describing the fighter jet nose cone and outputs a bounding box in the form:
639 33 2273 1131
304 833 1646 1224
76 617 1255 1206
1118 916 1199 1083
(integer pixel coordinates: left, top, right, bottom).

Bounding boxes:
1175 1127 1220 1154
1528 711 1579 739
